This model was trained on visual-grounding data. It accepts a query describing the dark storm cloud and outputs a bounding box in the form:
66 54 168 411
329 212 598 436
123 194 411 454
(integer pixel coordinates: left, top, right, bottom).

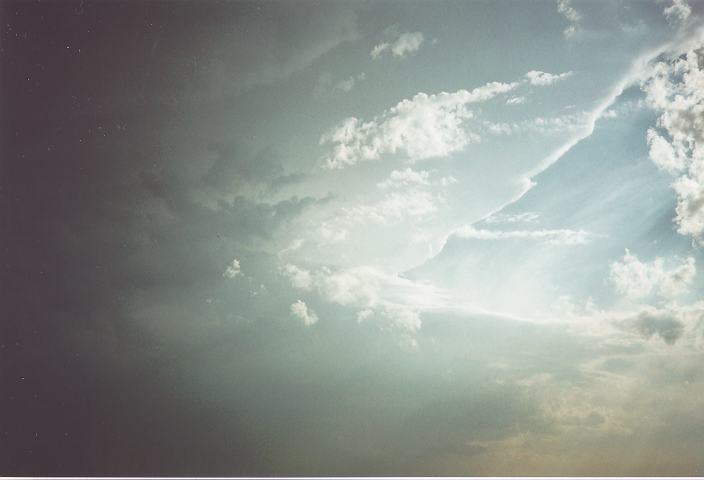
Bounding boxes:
0 1 348 474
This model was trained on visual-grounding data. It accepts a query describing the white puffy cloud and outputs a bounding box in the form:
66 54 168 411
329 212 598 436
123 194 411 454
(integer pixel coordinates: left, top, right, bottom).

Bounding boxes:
454 226 593 245
609 249 696 300
222 258 242 278
371 31 424 59
281 264 448 333
320 81 519 168
663 0 691 26
290 299 319 326
281 263 313 290
525 70 573 86
641 46 704 241
556 0 581 38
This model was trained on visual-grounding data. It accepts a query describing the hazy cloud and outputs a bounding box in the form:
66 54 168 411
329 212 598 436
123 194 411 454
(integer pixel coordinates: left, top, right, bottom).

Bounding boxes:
663 0 691 26
371 31 425 59
455 226 594 245
290 299 319 326
556 0 581 38
609 249 696 300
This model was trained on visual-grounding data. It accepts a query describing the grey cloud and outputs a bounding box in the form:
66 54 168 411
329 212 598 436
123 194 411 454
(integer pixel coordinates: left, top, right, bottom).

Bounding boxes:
625 311 685 345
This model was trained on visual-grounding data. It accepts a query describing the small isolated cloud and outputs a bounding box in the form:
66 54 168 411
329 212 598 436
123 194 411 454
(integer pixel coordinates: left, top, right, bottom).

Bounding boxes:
320 80 519 168
525 70 573 86
663 0 691 26
609 249 696 300
371 31 424 59
455 226 593 245
223 258 242 278
290 300 318 326
334 72 366 93
506 96 526 105
557 0 581 38
315 72 367 97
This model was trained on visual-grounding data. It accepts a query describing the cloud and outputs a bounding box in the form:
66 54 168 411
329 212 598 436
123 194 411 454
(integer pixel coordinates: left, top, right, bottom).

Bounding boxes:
280 263 314 290
525 70 573 86
506 96 526 105
223 258 243 278
377 168 431 189
335 72 366 93
376 168 456 189
484 212 540 224
344 189 439 224
663 0 691 26
281 264 448 333
320 80 519 168
483 111 591 137
641 47 704 242
629 310 685 345
610 302 704 347
454 226 594 245
371 31 425 59
556 0 581 39
290 299 319 326
316 72 367 97
609 249 696 300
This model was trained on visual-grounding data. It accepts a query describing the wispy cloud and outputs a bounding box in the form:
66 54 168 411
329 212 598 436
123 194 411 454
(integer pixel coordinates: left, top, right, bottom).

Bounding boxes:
525 70 573 86
455 226 595 245
371 31 425 59
556 0 581 38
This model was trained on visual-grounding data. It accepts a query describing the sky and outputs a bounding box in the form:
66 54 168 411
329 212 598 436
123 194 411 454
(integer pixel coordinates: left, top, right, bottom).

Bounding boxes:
1 0 704 475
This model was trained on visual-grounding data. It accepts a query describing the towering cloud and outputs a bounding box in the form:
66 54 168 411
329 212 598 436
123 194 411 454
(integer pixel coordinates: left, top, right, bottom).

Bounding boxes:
642 46 704 242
